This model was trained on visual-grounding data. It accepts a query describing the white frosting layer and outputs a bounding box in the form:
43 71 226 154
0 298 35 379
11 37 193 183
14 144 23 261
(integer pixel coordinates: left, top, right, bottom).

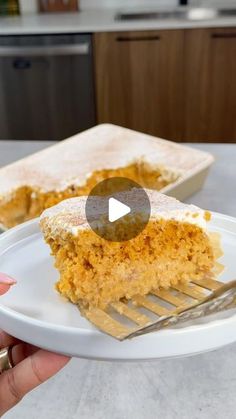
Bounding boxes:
40 188 208 237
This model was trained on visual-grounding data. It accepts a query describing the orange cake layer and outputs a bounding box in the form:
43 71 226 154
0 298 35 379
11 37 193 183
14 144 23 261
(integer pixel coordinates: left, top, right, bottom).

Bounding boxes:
40 190 215 310
0 124 214 229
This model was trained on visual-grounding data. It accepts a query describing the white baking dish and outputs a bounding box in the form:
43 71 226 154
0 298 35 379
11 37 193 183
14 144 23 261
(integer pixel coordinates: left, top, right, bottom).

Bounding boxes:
0 124 214 231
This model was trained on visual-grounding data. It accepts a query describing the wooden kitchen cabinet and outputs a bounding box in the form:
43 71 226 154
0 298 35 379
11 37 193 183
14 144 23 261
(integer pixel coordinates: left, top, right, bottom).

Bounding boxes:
94 30 184 141
184 28 236 142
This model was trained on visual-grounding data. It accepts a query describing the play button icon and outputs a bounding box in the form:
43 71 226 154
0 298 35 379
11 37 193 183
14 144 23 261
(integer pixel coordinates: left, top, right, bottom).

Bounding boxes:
108 197 131 222
85 177 151 242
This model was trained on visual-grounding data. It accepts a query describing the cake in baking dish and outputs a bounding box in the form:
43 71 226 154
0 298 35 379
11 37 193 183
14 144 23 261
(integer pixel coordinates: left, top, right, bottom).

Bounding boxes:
40 190 215 310
0 124 213 229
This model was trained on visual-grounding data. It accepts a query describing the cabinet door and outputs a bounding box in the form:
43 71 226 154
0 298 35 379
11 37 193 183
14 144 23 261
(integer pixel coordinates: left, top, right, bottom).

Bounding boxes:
94 31 184 141
185 28 236 142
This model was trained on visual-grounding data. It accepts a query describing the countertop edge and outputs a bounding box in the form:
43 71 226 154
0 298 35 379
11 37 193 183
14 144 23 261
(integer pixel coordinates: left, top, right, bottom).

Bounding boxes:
1 10 236 35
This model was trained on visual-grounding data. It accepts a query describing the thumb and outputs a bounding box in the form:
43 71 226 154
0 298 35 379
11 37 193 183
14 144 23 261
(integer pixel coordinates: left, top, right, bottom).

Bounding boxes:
0 273 17 295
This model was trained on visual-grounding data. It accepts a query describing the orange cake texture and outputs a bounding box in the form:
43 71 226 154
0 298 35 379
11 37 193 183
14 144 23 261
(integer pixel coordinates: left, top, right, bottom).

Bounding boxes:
40 190 215 310
0 124 213 229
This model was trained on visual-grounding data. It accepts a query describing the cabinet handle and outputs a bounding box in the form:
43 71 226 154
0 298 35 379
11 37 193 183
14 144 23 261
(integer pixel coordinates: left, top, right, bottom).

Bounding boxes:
13 58 31 70
211 33 236 39
116 35 161 42
0 44 89 57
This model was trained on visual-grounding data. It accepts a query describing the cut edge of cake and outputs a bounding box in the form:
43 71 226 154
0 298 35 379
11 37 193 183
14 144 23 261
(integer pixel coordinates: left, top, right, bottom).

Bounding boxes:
40 189 219 310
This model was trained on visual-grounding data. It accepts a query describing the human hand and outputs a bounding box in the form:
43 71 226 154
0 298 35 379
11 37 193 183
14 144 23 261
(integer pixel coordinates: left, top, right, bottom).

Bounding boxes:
0 273 70 416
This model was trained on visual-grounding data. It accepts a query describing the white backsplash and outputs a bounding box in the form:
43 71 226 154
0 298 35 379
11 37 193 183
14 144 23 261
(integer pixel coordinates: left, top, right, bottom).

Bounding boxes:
188 0 236 5
19 0 178 14
18 0 236 14
19 0 37 13
80 0 178 10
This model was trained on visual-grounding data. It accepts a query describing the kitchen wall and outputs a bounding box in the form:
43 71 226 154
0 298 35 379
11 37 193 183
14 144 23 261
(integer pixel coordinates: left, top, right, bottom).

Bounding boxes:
80 0 178 9
19 0 179 14
19 0 37 13
82 0 236 9
189 0 236 5
18 0 236 14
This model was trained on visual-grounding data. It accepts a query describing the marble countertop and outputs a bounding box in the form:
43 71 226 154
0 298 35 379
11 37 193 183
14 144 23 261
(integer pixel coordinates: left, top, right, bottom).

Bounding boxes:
1 9 236 35
1 141 236 419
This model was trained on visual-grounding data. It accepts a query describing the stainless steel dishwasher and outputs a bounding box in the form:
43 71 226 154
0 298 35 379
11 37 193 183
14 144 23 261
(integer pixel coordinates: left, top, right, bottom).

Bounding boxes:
0 34 96 140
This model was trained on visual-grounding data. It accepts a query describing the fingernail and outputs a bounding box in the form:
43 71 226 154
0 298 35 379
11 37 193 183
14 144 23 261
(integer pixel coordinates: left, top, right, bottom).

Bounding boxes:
0 273 17 285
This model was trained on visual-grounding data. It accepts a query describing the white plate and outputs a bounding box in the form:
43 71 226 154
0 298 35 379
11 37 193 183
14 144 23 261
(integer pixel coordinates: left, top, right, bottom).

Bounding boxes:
0 213 235 361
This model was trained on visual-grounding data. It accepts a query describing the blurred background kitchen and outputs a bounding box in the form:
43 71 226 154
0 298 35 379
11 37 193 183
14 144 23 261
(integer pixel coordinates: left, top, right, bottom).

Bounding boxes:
1 0 236 142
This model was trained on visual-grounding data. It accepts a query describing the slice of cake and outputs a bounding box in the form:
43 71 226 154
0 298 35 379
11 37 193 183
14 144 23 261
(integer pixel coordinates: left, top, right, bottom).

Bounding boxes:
0 124 214 229
40 190 215 310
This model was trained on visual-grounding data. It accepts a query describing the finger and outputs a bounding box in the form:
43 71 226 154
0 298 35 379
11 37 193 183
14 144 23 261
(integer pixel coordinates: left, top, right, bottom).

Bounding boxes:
0 350 70 415
0 284 13 295
0 273 16 286
0 330 20 349
0 273 17 296
11 343 38 366
0 274 19 348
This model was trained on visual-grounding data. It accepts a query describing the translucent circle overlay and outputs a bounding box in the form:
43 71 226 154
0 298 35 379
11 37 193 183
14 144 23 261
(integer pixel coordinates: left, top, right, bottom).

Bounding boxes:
85 177 151 242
